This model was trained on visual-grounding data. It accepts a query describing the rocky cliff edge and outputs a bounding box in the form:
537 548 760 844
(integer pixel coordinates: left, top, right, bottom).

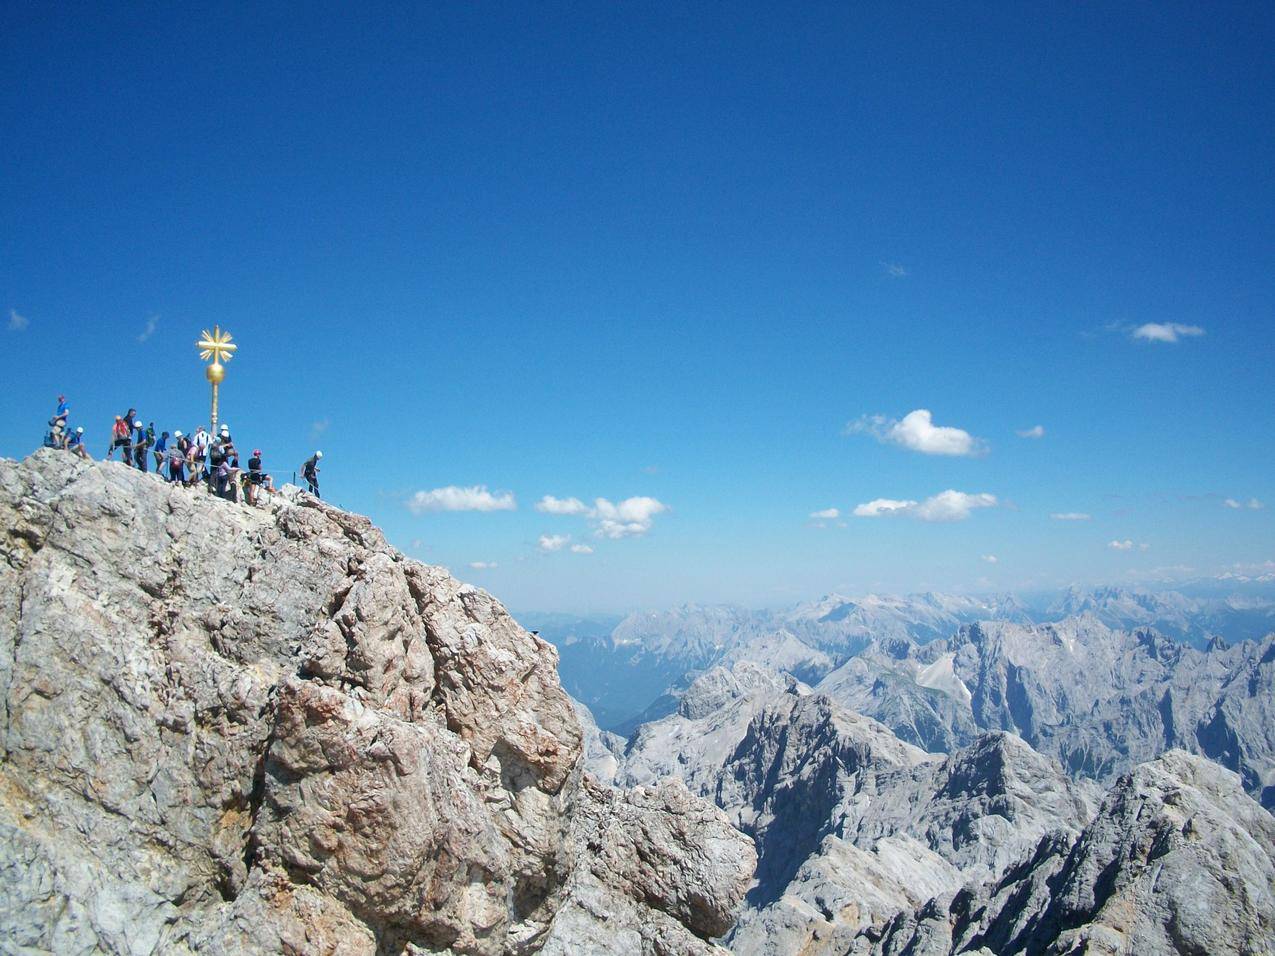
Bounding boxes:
0 451 755 955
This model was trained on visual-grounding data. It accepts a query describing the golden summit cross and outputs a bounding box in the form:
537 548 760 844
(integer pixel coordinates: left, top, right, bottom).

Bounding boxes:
196 326 237 435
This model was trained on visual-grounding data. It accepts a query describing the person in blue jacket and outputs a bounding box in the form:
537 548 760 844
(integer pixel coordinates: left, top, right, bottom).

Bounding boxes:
152 431 170 475
67 426 89 460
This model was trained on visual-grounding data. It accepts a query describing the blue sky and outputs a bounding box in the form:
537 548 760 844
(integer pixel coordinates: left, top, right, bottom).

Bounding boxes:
2 2 1272 612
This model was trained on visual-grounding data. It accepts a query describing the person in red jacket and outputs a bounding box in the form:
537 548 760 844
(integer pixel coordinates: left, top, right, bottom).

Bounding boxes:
105 416 131 460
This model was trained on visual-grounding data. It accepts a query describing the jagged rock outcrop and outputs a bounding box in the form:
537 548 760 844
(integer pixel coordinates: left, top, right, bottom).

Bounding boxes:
863 750 1275 955
0 451 755 954
614 663 1099 954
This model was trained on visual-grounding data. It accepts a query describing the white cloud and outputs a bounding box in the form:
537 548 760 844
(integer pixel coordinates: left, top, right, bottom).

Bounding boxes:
137 314 159 343
538 534 570 552
1016 425 1045 439
536 495 589 515
7 309 28 332
311 418 330 441
1051 512 1091 521
981 554 999 564
535 493 670 538
852 490 997 523
468 561 497 570
914 490 998 522
591 496 668 538
1224 498 1242 509
882 261 908 278
846 409 986 457
1108 539 1134 551
810 507 841 520
570 544 594 554
1249 498 1266 510
407 485 516 514
853 498 918 518
1131 322 1205 343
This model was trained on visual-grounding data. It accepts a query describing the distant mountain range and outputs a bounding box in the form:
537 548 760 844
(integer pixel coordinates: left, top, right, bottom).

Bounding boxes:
573 607 1275 952
543 583 1275 953
540 584 1275 950
524 584 1275 733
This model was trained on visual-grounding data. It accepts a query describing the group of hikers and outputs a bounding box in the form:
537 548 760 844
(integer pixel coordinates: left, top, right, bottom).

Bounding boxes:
43 395 325 503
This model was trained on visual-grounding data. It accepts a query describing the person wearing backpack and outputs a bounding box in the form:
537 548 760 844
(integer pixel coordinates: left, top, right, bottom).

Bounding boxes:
302 451 322 498
168 432 186 484
49 395 70 447
208 437 226 489
245 449 274 505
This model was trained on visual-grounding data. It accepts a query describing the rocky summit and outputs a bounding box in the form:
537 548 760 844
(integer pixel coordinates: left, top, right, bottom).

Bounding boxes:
0 451 755 955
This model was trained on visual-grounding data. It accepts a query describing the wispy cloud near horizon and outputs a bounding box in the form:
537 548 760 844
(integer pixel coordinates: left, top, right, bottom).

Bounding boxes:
1224 497 1264 510
7 309 28 332
853 490 997 522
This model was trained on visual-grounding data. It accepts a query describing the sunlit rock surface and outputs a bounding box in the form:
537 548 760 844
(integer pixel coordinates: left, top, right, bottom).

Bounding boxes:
0 451 754 954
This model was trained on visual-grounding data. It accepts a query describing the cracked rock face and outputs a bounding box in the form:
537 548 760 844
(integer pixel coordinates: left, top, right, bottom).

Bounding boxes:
615 663 1100 954
864 750 1275 956
0 451 754 954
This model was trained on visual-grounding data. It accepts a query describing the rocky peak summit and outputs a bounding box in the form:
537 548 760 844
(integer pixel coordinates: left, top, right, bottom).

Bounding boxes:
0 451 755 954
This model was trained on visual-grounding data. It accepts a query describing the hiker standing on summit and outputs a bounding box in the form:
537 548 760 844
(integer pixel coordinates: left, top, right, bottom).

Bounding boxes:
302 451 322 498
50 395 70 446
106 416 130 460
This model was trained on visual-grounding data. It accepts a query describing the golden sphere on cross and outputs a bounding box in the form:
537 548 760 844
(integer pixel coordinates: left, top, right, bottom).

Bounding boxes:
206 362 225 384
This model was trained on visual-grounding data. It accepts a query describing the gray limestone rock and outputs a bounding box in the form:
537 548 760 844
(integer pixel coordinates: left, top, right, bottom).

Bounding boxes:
0 451 753 954
866 750 1275 955
614 663 1099 954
